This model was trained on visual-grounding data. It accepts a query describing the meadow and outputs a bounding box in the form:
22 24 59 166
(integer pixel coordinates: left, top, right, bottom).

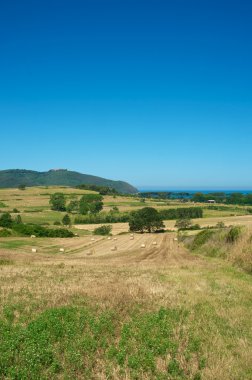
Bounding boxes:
0 187 252 379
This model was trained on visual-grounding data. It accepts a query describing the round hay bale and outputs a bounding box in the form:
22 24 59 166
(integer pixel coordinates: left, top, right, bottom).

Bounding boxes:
107 237 111 240
111 246 117 251
59 248 65 253
31 248 37 253
141 244 146 248
152 241 157 245
30 235 36 238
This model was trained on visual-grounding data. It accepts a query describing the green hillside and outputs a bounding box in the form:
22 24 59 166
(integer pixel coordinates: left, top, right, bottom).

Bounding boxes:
0 169 138 194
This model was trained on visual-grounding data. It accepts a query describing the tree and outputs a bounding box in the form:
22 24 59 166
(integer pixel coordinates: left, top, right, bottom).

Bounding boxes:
129 207 165 233
15 215 22 224
79 194 103 215
175 218 192 230
66 200 79 213
0 213 13 228
49 193 66 211
62 214 71 226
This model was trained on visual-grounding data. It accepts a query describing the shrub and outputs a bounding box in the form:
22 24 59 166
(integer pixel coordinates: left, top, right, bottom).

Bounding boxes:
190 230 214 250
62 214 71 226
0 229 12 237
216 221 225 228
175 218 192 230
12 208 20 213
226 226 242 243
15 215 22 224
18 184 26 190
0 213 13 228
94 225 112 235
53 221 61 226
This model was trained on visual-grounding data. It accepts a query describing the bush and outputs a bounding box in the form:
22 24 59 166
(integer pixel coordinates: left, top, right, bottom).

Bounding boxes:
0 228 12 237
12 208 20 213
0 213 13 228
53 221 61 226
175 219 192 230
226 226 242 243
18 184 26 190
190 230 214 250
216 221 225 228
62 214 71 226
94 225 112 235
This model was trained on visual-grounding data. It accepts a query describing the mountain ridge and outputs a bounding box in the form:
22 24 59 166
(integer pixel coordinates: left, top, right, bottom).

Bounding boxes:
0 169 138 194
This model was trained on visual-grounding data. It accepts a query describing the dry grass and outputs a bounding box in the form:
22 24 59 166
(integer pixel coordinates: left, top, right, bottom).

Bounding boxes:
0 232 252 379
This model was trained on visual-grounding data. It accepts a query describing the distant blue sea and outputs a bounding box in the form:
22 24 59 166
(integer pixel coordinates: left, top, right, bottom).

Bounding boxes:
139 189 252 195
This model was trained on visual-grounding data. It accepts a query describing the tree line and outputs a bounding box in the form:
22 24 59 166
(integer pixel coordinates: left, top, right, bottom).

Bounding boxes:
74 207 203 225
192 192 252 205
0 212 74 237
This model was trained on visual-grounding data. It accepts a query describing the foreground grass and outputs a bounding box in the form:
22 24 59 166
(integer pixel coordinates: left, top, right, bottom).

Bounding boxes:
0 247 252 379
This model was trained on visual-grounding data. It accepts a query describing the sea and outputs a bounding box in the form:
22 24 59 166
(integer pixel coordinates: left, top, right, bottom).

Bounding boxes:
138 189 252 195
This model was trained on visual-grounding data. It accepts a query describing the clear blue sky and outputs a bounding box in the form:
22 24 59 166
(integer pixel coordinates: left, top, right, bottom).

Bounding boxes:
1 0 251 189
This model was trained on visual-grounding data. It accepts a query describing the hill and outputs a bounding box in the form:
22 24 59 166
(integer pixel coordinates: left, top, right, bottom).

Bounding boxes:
0 169 138 194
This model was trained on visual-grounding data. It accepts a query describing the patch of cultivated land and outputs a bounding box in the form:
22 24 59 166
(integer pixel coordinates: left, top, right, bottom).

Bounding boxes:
0 186 252 379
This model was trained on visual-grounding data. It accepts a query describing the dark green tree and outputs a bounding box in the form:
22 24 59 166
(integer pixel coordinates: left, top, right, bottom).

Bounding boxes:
79 194 103 215
62 214 71 226
0 213 13 228
49 193 66 211
15 215 22 224
66 200 79 213
129 207 165 233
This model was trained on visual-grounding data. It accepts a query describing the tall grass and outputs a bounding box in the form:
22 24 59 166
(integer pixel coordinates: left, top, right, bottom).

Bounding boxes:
186 226 252 273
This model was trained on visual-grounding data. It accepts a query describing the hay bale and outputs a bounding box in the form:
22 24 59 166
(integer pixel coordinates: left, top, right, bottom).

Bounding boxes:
173 238 178 241
141 244 146 248
113 237 117 241
31 248 37 253
91 238 95 241
87 248 95 256
152 241 157 245
130 236 134 240
30 235 36 238
59 248 65 253
111 246 117 251
130 233 134 237
107 237 111 240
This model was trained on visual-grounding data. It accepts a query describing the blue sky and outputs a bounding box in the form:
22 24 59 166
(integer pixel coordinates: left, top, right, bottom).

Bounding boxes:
0 0 251 189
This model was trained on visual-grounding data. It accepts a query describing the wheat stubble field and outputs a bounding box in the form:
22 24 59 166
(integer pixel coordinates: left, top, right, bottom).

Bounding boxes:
0 188 252 379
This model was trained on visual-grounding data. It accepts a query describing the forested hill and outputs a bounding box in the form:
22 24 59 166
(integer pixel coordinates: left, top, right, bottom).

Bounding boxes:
0 169 138 194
